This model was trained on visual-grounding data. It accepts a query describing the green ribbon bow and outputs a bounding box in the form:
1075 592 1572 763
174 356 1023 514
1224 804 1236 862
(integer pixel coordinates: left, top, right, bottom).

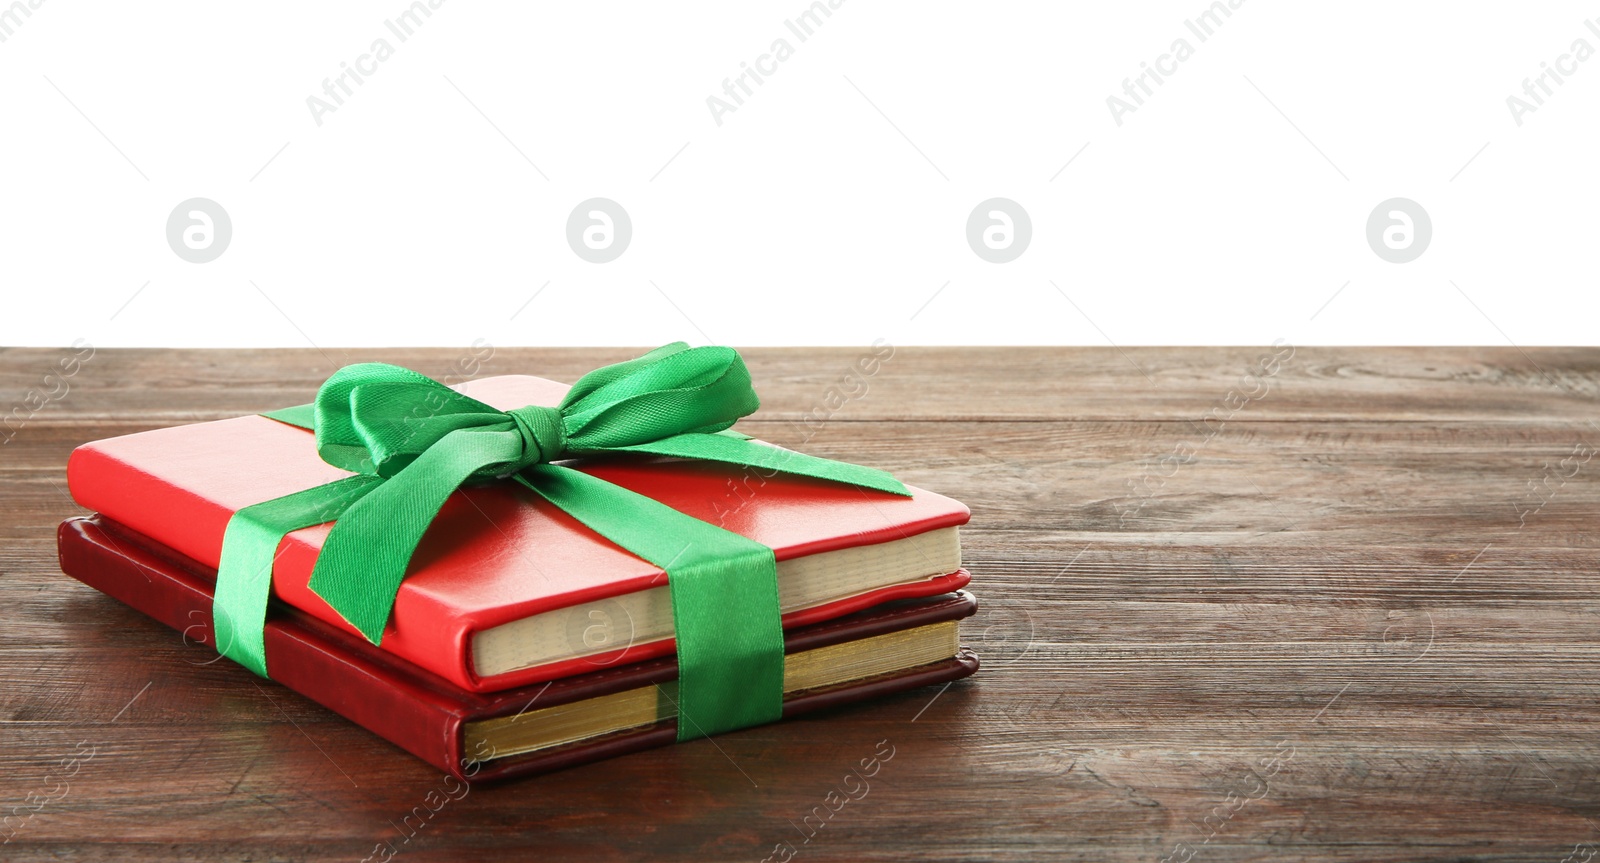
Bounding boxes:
210 343 909 740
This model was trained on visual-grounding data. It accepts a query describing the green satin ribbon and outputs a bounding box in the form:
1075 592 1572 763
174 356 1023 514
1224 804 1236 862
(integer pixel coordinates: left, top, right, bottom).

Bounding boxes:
209 343 909 741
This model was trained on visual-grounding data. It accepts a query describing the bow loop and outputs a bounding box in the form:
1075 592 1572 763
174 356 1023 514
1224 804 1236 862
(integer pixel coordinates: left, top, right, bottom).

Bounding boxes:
352 384 509 478
313 363 507 476
559 344 760 451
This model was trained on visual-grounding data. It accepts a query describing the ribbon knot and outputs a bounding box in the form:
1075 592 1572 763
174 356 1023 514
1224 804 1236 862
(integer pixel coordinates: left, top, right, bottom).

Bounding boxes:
505 405 567 471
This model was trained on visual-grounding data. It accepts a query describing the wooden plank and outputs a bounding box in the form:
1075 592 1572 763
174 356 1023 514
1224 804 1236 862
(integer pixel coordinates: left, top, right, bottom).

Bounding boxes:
3 346 1599 424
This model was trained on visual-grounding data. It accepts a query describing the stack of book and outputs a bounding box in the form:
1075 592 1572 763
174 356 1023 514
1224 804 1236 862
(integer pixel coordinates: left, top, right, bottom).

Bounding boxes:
56 370 977 781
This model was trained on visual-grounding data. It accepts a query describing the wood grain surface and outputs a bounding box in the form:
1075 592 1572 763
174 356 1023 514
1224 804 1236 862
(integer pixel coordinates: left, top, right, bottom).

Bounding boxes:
4 346 1600 862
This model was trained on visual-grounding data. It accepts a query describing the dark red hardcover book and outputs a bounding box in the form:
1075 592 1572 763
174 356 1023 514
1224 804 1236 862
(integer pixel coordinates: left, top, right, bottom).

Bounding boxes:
58 515 979 782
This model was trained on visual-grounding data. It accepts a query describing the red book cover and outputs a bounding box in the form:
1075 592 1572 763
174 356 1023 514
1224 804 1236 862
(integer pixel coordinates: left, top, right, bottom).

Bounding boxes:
65 373 971 692
57 515 979 782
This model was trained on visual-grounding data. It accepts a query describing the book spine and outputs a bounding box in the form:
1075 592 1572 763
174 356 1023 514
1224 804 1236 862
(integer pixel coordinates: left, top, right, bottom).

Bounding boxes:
56 517 472 779
68 442 487 694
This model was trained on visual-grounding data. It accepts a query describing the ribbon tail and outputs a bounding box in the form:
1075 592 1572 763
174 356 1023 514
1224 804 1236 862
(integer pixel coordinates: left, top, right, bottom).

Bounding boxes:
307 429 524 645
608 432 911 497
213 476 381 677
515 465 784 741
261 403 316 430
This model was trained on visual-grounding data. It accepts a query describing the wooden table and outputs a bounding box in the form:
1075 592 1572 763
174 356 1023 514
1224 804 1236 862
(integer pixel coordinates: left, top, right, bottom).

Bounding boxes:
4 346 1600 862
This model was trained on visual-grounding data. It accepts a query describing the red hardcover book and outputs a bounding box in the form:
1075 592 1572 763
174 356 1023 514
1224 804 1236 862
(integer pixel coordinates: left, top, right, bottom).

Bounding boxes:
58 515 978 782
65 373 971 693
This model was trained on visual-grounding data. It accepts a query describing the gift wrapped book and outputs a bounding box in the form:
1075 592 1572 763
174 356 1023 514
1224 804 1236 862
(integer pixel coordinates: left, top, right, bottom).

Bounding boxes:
56 344 978 781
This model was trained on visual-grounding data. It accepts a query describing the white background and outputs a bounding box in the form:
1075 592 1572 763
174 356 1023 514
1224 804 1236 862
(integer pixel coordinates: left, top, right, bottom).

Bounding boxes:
1 1 1596 348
